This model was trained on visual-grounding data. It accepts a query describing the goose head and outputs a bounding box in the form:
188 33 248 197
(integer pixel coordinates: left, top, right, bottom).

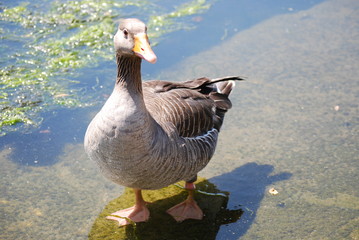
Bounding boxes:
114 18 157 64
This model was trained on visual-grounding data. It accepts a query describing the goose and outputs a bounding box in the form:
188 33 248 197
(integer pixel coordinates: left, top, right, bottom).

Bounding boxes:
84 18 243 226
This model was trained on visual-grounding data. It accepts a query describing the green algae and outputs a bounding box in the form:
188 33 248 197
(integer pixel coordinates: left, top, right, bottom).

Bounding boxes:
147 0 211 41
0 0 213 136
89 178 242 240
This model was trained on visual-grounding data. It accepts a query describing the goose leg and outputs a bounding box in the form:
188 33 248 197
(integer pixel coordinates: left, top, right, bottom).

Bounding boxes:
106 189 150 226
167 182 203 222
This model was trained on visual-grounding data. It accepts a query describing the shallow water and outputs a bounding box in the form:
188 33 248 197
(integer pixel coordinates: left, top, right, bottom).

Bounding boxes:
1 0 359 239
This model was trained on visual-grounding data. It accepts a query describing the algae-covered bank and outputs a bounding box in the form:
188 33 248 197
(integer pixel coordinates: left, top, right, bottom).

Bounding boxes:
89 179 243 240
1 0 359 239
0 0 213 136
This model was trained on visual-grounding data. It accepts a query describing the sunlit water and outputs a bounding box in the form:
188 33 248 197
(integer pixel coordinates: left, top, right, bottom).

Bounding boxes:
1 0 358 239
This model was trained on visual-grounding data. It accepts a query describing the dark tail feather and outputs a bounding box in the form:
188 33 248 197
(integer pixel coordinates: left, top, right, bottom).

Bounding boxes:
211 76 245 83
210 76 245 130
160 76 245 93
210 76 245 95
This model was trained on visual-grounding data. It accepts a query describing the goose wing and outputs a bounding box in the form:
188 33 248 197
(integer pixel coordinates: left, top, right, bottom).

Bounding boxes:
143 76 243 138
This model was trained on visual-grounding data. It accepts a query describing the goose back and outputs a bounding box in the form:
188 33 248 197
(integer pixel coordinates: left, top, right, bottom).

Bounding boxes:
143 76 240 138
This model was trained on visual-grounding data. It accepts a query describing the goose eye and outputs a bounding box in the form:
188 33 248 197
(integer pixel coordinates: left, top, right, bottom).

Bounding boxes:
123 29 129 36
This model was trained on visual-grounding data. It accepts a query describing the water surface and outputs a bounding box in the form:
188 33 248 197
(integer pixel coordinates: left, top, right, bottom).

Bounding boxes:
1 0 358 239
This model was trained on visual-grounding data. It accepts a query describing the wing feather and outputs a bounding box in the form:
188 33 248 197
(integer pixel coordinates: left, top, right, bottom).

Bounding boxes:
143 76 243 138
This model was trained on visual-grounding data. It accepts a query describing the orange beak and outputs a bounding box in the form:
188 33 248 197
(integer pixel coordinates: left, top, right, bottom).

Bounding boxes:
133 33 157 64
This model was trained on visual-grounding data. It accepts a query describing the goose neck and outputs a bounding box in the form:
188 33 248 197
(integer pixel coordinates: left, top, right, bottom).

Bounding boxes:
115 54 142 94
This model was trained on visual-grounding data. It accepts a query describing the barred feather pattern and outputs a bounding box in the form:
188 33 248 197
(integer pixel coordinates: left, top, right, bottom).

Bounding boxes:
84 55 242 190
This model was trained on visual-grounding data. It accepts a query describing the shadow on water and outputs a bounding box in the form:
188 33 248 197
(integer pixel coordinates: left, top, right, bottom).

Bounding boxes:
89 162 291 240
213 163 292 239
124 184 242 240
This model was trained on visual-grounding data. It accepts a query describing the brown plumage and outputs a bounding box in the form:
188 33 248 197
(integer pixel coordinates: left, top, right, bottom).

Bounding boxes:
143 76 238 138
84 18 243 225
